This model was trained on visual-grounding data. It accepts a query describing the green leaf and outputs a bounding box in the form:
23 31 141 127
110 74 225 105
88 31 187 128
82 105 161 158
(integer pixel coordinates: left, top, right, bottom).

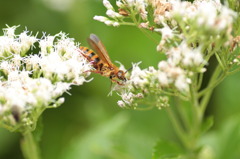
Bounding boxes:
201 116 214 135
200 114 240 159
152 140 183 159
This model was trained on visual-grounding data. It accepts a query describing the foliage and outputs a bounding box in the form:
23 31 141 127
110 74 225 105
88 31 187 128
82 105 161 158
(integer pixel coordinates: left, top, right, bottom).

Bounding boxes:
0 0 240 159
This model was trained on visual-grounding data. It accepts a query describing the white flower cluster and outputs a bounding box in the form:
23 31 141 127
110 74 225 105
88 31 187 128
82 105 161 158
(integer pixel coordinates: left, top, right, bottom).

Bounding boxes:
94 0 238 109
96 0 236 51
0 26 91 132
151 0 236 52
0 26 37 57
114 59 190 108
171 0 236 31
93 0 123 27
94 0 149 26
166 41 206 70
113 38 208 108
95 0 236 30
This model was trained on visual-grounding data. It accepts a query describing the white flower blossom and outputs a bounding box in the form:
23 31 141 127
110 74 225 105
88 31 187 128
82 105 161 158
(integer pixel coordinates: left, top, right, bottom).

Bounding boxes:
93 16 109 23
39 35 55 54
19 31 37 52
114 60 189 108
175 75 189 92
170 0 236 31
103 0 114 10
113 22 120 27
0 26 92 132
154 23 176 40
106 10 122 18
167 41 206 68
158 72 169 86
116 1 124 7
117 100 126 107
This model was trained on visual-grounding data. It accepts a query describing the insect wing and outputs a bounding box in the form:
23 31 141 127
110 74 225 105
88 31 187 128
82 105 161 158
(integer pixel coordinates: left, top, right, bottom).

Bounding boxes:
87 34 114 67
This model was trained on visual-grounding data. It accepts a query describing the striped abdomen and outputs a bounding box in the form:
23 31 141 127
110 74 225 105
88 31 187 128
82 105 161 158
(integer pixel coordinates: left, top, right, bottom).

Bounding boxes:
80 46 104 71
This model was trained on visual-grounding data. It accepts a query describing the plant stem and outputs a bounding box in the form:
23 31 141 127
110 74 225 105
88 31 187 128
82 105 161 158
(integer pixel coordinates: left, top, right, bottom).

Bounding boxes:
21 131 41 159
167 65 225 157
175 98 191 131
119 22 136 26
166 107 189 149
200 65 224 116
130 11 159 44
187 79 201 151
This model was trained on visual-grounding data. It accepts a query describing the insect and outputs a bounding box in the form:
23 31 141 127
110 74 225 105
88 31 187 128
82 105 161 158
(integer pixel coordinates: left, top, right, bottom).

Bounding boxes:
80 34 126 85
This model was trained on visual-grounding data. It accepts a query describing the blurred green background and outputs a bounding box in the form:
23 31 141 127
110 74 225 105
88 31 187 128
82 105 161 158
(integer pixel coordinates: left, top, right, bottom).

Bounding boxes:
0 0 240 159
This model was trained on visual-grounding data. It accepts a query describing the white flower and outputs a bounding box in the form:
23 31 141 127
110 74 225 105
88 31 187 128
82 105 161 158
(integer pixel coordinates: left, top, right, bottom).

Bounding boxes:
25 55 41 70
53 82 71 97
103 0 114 10
192 49 204 66
93 16 109 22
3 25 18 38
106 10 122 18
103 20 111 26
0 26 92 131
129 63 149 88
158 72 169 86
170 0 236 31
158 61 169 70
117 100 126 107
0 26 37 57
155 23 176 40
11 54 22 67
40 52 66 79
166 41 205 68
136 0 148 20
175 75 189 92
53 97 65 107
39 35 55 54
19 31 37 52
113 22 120 27
121 92 134 104
116 1 124 7
125 0 134 7
1 61 12 74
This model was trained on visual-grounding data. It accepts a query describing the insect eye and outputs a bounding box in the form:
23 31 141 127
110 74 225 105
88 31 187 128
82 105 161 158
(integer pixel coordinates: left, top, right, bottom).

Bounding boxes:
110 74 115 79
117 71 122 77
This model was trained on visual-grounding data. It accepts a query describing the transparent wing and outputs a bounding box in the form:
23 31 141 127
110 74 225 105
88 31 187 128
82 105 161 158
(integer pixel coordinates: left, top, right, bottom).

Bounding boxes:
87 34 114 67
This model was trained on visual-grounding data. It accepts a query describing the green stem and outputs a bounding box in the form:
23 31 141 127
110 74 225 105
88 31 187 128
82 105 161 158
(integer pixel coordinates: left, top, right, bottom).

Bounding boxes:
175 98 191 131
118 22 136 26
166 107 189 149
130 11 159 44
198 73 226 98
197 72 204 90
21 131 41 159
190 78 201 124
215 52 225 70
227 67 240 75
187 80 202 150
200 65 224 116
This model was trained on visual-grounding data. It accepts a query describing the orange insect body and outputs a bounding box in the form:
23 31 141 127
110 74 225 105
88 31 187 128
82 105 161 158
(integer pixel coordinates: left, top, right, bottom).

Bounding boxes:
80 34 126 84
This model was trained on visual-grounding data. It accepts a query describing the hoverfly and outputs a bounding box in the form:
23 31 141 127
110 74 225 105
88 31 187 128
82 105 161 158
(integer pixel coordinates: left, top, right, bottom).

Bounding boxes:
80 34 126 85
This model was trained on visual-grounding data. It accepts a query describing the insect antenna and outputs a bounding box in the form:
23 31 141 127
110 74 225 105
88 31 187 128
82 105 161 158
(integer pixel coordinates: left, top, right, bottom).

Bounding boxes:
125 66 133 73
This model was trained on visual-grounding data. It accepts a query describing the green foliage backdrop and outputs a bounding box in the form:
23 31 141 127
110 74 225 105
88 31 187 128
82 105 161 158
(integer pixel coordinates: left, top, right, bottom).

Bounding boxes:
0 0 240 159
